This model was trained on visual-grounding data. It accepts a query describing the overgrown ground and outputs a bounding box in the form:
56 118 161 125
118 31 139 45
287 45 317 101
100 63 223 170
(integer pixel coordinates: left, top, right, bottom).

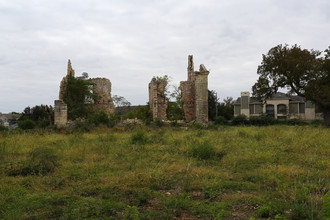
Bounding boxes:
0 125 329 219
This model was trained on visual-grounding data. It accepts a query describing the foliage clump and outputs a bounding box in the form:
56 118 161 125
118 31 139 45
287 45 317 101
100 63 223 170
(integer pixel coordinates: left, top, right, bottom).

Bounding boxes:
130 130 149 145
18 119 36 130
190 140 215 160
8 147 58 176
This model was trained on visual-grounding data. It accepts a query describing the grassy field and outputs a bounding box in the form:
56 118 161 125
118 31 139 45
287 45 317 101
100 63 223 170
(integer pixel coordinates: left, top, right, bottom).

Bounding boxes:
0 125 329 219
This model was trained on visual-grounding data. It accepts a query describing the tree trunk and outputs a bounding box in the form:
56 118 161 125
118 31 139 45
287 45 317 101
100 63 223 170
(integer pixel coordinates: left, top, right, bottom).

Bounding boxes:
324 110 330 127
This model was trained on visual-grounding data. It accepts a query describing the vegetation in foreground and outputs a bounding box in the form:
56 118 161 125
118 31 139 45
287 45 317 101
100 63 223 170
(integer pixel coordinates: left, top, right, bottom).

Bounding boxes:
0 125 329 219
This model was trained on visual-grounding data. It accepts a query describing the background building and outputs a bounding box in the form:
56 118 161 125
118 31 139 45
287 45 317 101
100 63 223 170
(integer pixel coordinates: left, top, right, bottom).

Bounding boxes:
234 92 323 121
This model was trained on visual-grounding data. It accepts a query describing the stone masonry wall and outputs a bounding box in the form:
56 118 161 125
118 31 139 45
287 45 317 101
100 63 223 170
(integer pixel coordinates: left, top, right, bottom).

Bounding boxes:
149 78 168 121
58 60 115 116
91 78 115 113
54 100 67 127
180 55 209 124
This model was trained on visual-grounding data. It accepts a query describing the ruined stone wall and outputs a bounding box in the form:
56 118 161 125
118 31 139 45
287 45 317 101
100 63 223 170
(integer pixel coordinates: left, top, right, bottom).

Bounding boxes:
180 55 209 124
54 100 67 127
195 64 209 124
149 78 168 121
91 78 115 113
59 59 75 101
58 60 115 116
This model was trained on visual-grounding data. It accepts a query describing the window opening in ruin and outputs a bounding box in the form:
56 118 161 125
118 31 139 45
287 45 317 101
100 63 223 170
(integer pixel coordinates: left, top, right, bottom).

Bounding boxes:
85 85 94 104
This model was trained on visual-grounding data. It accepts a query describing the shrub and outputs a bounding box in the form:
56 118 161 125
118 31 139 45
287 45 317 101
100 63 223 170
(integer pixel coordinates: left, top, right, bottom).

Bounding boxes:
322 192 330 219
232 114 249 125
257 204 271 218
249 116 277 126
0 125 8 131
89 109 110 126
8 147 58 176
191 140 215 160
214 116 227 125
286 118 308 126
25 147 59 175
130 130 149 145
18 119 36 130
153 118 164 127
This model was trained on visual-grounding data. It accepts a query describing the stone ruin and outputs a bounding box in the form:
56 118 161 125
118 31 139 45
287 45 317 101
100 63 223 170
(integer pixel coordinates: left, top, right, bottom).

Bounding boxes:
54 60 115 127
148 77 168 121
148 55 210 124
180 55 209 124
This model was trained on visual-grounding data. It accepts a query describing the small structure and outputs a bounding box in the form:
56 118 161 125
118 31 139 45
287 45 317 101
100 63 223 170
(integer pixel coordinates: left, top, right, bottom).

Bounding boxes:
149 77 168 121
0 113 20 128
54 100 67 127
234 91 323 121
180 55 210 124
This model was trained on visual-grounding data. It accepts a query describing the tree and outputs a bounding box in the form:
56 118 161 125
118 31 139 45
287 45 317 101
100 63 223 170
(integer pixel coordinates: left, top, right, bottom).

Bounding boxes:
252 44 330 126
208 90 217 121
167 85 184 120
112 95 131 109
19 105 50 127
64 73 100 120
218 97 234 120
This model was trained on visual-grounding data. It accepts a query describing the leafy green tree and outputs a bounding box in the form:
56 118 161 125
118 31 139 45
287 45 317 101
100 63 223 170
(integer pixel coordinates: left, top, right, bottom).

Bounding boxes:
208 90 217 121
252 44 330 126
218 97 234 120
19 105 50 127
64 73 100 120
167 85 184 120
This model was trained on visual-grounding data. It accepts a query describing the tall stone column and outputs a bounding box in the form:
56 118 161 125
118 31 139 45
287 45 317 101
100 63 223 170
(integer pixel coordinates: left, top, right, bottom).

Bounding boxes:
54 100 67 127
149 77 168 121
195 65 209 124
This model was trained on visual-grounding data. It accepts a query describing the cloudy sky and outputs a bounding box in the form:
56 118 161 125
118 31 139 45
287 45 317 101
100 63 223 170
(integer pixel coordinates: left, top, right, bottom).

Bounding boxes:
0 0 329 113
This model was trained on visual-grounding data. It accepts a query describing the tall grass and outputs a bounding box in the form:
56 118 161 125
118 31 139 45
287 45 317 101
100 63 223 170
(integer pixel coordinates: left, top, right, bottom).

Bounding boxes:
0 125 329 219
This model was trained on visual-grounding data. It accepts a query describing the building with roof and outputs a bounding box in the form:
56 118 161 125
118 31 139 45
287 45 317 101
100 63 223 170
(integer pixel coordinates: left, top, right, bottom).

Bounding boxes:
0 113 21 127
234 92 323 121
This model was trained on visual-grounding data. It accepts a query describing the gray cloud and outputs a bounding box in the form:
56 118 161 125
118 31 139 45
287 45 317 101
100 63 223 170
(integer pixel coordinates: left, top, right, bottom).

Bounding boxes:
0 0 329 112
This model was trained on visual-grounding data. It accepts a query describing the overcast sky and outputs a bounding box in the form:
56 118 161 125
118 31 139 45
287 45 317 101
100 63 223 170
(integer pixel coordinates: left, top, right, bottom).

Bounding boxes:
0 0 329 113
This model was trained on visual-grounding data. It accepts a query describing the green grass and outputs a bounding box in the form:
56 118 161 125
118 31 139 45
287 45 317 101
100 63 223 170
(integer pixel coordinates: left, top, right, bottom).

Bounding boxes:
0 125 329 219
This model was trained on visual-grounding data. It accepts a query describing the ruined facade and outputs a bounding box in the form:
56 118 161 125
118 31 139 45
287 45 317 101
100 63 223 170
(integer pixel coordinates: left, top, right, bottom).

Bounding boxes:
54 100 67 127
55 60 115 126
149 77 168 121
91 78 115 113
180 55 209 124
59 59 75 101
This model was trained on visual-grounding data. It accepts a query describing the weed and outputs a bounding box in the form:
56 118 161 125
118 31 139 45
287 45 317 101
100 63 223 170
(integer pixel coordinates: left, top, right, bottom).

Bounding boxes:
190 140 215 160
130 130 149 145
124 205 140 220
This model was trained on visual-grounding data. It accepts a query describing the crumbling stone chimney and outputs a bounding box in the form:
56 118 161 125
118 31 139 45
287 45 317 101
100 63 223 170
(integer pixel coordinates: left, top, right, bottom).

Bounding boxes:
149 77 168 121
180 55 210 124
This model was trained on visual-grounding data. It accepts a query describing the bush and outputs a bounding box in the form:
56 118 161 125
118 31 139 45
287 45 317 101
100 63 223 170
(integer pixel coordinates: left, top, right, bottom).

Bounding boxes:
249 116 277 126
257 204 271 218
8 147 58 176
232 114 249 125
25 147 59 175
322 192 330 219
130 130 149 145
89 109 110 126
191 140 215 160
153 118 164 127
18 119 36 130
214 116 227 125
0 125 8 131
286 119 308 126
